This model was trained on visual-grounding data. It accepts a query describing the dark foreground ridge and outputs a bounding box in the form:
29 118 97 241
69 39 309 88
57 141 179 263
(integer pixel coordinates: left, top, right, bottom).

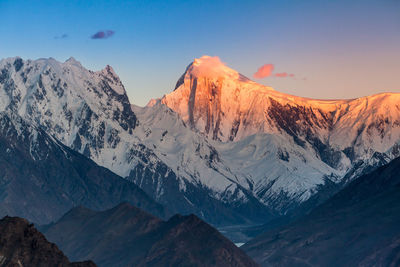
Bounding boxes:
42 202 258 267
0 216 96 267
243 156 400 267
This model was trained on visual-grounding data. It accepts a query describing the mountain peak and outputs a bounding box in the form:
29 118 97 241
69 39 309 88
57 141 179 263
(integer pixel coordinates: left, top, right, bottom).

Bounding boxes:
98 64 118 80
97 64 127 95
173 56 238 81
187 55 239 80
173 55 259 92
65 56 82 66
162 55 276 141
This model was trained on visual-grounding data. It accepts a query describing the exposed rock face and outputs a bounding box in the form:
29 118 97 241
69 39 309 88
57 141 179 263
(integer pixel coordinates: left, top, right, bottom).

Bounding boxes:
243 156 400 267
0 111 167 224
42 203 258 267
0 216 96 267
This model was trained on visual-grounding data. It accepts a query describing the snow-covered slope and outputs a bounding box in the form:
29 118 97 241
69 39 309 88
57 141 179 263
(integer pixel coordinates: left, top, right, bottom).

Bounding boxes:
131 102 274 224
134 101 340 211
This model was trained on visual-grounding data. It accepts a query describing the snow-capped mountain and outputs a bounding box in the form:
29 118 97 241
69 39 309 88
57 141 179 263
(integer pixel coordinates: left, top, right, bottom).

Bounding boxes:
1 55 399 226
163 56 400 160
0 57 139 175
158 55 400 208
0 56 272 225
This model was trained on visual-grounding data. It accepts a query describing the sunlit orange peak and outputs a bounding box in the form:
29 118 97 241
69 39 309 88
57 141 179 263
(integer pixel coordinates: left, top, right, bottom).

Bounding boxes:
189 55 239 80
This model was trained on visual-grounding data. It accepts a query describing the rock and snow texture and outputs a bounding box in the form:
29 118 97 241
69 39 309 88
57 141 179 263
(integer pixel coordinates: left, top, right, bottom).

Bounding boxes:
160 55 400 207
1 55 399 225
0 56 272 224
0 57 138 176
163 56 400 154
133 102 337 213
0 110 166 224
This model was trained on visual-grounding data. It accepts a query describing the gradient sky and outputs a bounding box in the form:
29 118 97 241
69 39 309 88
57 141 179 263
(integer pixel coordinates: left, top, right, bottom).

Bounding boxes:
1 0 399 106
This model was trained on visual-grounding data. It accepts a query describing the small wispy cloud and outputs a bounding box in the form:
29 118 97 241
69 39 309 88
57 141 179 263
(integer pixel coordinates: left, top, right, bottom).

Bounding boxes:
91 30 115 39
254 64 295 79
54 34 68 39
274 72 295 78
253 64 274 79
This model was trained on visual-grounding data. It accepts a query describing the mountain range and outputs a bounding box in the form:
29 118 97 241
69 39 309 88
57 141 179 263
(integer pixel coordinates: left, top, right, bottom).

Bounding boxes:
40 202 258 267
1 56 399 227
0 54 399 266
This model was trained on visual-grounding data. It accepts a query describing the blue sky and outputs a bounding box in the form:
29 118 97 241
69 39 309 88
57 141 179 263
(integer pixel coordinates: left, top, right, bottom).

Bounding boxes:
1 0 399 105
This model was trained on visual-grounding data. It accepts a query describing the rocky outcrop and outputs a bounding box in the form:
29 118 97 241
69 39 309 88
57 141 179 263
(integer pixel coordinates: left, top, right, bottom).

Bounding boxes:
0 216 96 267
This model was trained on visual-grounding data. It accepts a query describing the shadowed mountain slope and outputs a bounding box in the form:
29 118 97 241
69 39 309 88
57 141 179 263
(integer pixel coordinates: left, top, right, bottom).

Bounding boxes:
0 111 167 224
243 156 400 267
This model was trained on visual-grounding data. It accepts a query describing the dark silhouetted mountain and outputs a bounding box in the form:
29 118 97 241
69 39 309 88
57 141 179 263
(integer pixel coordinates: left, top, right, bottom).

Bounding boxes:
243 156 400 267
42 202 258 267
0 216 96 267
0 111 167 224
